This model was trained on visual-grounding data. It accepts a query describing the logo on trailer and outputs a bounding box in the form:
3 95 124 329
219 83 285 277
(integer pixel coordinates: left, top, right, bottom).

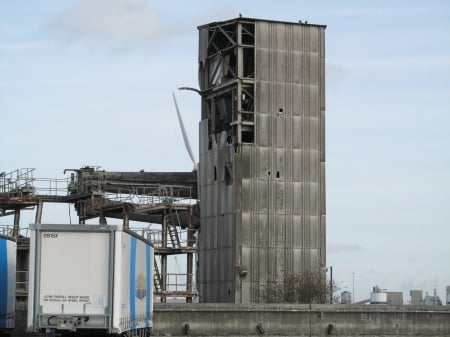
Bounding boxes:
43 233 59 238
135 273 146 300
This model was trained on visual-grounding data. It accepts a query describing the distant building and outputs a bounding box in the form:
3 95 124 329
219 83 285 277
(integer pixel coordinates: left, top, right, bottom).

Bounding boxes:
387 292 403 306
370 286 387 305
340 291 352 304
447 286 450 305
410 290 423 305
422 290 442 306
369 286 403 305
422 295 442 306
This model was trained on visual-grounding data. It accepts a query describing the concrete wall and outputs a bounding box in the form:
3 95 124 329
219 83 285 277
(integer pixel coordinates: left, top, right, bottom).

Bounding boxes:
153 303 450 336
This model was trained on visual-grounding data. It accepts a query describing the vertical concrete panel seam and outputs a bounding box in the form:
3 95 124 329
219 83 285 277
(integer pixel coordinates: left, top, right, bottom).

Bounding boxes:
251 146 257 301
255 21 263 301
319 28 326 267
287 25 294 276
300 26 306 268
268 22 274 287
284 23 291 276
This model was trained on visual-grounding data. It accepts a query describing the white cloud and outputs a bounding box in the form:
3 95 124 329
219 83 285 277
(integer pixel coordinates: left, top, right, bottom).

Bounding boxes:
0 41 46 52
44 0 163 50
350 55 450 71
325 3 448 20
326 63 347 86
327 243 364 254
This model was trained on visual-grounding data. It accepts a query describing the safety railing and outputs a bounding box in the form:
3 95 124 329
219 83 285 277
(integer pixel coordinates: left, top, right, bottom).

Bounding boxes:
0 168 35 196
0 225 31 238
132 226 196 249
155 273 196 294
0 225 13 236
34 177 69 197
16 270 28 296
0 168 69 198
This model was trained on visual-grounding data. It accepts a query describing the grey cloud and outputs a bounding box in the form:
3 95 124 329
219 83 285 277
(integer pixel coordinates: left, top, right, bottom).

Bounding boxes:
400 277 438 292
326 63 347 86
44 0 163 50
327 243 364 254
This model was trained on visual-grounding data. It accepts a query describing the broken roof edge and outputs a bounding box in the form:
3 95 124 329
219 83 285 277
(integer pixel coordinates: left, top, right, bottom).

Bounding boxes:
197 16 327 30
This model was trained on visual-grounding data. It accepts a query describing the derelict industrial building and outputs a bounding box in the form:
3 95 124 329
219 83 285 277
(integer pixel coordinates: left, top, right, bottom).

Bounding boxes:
197 17 326 303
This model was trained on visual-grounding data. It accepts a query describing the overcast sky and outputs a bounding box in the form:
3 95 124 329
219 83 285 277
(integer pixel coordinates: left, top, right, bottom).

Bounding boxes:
1 0 449 302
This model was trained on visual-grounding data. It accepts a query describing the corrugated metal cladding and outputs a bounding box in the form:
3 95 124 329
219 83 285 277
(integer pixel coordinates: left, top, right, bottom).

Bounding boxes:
198 18 326 303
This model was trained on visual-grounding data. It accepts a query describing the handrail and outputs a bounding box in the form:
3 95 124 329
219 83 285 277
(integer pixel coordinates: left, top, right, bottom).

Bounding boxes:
0 168 69 198
133 227 197 249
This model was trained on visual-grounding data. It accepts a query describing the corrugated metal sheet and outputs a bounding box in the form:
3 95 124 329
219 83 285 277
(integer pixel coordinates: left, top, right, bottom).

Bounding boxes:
198 18 326 303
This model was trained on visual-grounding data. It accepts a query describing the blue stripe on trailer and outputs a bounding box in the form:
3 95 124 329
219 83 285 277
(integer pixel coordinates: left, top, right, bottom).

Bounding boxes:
0 239 7 329
146 244 151 328
130 236 137 329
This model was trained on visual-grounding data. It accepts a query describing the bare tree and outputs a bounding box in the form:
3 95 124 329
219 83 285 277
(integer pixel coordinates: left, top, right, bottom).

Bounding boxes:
261 269 338 304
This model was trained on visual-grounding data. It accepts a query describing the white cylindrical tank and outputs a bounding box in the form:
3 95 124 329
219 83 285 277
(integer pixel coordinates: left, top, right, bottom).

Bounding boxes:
370 290 387 305
341 291 352 304
446 286 450 305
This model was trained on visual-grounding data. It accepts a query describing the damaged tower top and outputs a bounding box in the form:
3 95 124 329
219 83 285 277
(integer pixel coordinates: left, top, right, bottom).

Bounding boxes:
197 17 326 303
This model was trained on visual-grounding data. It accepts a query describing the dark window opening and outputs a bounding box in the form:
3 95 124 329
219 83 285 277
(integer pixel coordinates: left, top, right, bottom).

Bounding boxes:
207 23 236 56
208 135 212 150
227 134 233 144
215 94 233 134
207 119 212 149
241 112 254 122
225 163 232 185
243 47 254 78
241 86 254 112
276 171 280 178
241 23 255 45
214 166 217 181
242 130 254 143
208 50 237 86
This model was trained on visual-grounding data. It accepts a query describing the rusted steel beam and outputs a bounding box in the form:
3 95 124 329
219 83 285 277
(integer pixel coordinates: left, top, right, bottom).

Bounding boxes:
154 247 198 255
67 168 198 199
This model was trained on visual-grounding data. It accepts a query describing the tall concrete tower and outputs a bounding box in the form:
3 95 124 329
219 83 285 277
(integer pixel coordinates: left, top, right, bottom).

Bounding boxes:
197 17 326 303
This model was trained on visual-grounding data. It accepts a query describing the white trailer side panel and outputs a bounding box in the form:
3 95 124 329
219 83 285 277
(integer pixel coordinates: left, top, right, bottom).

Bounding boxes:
0 235 16 330
113 232 153 333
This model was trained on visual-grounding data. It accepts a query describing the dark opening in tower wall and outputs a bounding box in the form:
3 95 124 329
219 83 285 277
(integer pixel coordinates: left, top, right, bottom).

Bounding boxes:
241 130 254 143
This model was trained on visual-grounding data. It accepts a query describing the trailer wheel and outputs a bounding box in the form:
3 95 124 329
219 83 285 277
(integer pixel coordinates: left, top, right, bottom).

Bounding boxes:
120 328 151 337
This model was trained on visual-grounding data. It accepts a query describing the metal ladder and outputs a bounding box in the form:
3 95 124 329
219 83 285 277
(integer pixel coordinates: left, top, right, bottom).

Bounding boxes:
165 212 181 248
153 258 162 293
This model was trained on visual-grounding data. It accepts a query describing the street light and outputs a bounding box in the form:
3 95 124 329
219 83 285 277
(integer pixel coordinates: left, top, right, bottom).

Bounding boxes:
326 266 333 304
352 272 355 304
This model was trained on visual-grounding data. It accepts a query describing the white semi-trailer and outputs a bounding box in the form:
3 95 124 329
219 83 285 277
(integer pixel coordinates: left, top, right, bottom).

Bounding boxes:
27 224 153 336
0 234 16 335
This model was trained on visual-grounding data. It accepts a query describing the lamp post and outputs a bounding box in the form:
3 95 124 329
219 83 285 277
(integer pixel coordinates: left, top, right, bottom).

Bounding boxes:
329 266 333 304
325 266 333 304
352 272 355 304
